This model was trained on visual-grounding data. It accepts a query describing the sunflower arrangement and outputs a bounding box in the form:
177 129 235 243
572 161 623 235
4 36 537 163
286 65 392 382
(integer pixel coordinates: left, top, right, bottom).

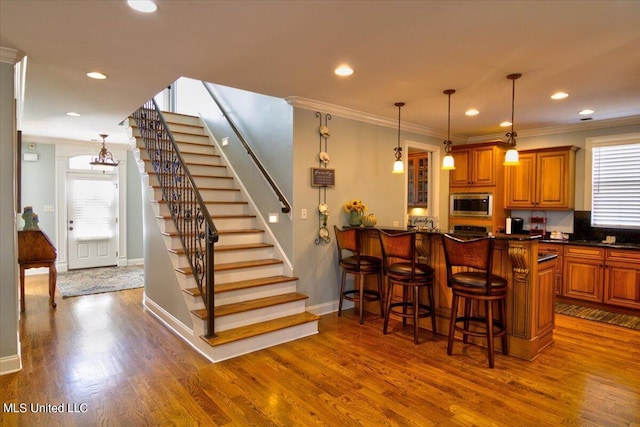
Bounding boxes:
343 200 367 214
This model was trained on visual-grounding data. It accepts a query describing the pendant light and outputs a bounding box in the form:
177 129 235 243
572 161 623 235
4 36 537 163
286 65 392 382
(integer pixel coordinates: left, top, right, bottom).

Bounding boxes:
392 102 405 174
441 89 456 170
90 134 120 167
503 73 521 166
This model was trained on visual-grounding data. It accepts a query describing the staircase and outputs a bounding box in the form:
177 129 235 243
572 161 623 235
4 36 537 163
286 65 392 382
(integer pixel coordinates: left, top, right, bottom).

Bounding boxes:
129 111 318 362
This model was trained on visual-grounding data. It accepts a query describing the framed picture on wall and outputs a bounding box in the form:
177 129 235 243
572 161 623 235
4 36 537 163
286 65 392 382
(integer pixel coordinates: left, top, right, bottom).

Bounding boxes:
311 167 335 187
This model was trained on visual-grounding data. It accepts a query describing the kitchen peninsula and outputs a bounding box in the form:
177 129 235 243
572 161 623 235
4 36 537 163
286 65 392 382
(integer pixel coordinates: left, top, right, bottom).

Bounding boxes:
356 228 556 361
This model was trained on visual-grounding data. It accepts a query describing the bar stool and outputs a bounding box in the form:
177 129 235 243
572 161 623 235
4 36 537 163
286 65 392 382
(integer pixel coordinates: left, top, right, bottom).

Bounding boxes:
334 226 384 324
378 230 437 344
441 234 508 368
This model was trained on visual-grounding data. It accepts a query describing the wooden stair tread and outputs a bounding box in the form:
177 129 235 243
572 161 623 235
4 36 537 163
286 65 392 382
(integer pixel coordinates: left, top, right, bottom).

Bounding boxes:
176 258 283 275
153 200 247 205
199 312 319 347
169 243 272 256
191 292 309 319
147 171 232 179
183 275 298 296
217 228 264 234
148 184 240 192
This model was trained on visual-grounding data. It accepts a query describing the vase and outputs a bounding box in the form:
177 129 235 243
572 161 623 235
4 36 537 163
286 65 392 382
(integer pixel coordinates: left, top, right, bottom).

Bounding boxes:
348 210 362 227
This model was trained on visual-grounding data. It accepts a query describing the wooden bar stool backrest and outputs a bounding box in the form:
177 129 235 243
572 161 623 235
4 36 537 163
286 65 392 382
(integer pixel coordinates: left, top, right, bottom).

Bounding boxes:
334 226 361 263
378 231 418 278
442 234 496 294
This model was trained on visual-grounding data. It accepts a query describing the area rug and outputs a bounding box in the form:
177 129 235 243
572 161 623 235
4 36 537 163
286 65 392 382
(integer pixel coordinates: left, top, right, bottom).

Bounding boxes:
57 266 144 298
555 302 640 331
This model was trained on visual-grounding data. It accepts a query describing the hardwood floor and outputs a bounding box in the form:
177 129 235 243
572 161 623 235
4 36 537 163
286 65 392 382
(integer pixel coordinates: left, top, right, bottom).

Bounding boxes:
2 274 639 426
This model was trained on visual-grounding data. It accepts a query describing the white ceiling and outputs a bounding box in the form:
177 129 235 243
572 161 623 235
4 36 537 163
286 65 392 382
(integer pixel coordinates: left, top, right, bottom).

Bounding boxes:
1 0 640 146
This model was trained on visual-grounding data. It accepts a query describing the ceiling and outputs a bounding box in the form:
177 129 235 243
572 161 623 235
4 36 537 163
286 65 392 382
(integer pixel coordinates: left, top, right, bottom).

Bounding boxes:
1 0 640 146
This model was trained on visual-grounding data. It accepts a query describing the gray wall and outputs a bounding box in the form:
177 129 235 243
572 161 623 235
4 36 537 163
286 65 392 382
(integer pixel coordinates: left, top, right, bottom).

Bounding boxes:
19 142 55 235
291 108 441 309
0 60 19 366
126 150 143 261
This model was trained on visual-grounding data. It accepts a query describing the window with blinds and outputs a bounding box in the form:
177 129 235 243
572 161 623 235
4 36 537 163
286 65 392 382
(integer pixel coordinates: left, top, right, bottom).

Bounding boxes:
592 142 640 229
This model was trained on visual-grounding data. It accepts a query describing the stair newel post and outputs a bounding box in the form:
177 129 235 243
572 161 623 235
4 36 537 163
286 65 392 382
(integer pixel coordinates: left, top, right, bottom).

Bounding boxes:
205 226 217 338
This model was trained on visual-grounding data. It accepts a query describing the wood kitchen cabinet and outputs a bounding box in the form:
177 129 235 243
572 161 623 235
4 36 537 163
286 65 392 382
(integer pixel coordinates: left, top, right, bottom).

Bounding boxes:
604 248 640 309
505 146 578 210
539 242 563 295
408 153 429 207
563 245 604 302
449 142 508 187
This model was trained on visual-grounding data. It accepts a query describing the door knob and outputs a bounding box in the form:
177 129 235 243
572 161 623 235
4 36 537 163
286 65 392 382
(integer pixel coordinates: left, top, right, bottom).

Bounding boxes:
69 227 73 231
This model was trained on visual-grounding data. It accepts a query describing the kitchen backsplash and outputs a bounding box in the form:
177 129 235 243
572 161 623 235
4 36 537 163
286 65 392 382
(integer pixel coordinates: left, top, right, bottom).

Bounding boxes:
573 210 640 243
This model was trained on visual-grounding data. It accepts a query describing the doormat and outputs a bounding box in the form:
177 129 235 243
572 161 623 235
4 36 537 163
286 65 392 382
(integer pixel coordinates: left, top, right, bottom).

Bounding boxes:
555 303 640 331
57 265 144 298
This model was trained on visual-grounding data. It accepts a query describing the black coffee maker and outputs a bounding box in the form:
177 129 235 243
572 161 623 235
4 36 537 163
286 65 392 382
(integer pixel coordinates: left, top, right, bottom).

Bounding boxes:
511 217 524 234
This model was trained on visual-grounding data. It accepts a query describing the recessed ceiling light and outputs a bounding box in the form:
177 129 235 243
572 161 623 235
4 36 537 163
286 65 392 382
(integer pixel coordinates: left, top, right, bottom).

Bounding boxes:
334 65 354 77
465 109 479 116
551 92 569 100
87 71 107 80
127 0 157 13
66 112 81 117
500 121 512 127
579 109 595 115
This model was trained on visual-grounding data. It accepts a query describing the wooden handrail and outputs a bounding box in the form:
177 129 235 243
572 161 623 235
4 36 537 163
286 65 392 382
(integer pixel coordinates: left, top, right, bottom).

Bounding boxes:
201 81 292 214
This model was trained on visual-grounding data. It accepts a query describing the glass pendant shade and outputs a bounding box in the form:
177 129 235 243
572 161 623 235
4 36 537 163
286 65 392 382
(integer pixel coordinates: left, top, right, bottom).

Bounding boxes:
441 89 456 171
392 102 405 174
442 154 456 170
393 159 404 173
503 148 520 166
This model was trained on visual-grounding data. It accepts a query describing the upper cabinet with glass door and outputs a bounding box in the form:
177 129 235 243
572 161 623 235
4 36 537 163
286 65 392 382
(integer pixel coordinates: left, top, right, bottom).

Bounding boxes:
408 153 429 207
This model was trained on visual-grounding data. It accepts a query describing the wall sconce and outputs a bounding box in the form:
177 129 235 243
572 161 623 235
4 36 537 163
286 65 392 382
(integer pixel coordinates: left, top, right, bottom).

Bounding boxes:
89 134 120 167
392 102 405 174
441 89 456 170
503 73 522 166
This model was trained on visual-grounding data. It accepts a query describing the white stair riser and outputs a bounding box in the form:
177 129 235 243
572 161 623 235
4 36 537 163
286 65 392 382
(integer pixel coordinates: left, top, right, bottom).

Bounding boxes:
204 322 319 363
213 216 257 230
215 246 273 264
175 273 197 290
187 164 229 176
206 203 250 216
192 176 235 188
163 122 206 135
215 281 297 306
215 300 307 332
162 234 186 250
180 152 222 165
173 133 210 145
214 264 283 283
150 187 242 203
216 232 265 246
168 251 191 269
163 113 201 127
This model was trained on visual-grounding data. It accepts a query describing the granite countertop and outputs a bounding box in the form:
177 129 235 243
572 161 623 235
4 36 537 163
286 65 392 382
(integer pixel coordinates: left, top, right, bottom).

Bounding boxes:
540 239 640 250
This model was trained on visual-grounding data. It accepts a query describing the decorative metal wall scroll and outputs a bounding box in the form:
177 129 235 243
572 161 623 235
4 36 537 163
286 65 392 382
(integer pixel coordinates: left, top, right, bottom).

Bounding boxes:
315 112 332 245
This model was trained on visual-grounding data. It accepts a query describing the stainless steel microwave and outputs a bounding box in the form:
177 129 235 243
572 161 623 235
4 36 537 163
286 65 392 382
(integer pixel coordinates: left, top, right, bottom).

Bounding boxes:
450 193 493 218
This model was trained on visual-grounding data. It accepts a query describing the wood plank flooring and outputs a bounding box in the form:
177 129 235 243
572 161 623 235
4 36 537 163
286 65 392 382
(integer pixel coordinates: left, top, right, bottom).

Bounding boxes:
2 274 639 426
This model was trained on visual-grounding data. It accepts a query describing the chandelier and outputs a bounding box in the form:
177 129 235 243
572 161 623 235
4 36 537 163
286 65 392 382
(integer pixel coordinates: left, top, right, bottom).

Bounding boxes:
90 134 120 167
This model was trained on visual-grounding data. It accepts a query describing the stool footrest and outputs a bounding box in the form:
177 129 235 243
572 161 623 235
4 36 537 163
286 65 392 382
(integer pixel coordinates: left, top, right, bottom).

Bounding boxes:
388 302 434 319
342 289 381 303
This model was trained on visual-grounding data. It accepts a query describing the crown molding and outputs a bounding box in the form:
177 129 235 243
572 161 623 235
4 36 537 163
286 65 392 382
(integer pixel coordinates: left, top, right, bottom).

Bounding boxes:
286 96 467 144
468 116 640 143
0 46 23 64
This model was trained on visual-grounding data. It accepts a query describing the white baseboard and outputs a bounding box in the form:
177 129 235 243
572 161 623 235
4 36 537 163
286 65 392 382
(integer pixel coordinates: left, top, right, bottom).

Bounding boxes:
307 299 345 316
0 354 22 376
142 293 216 362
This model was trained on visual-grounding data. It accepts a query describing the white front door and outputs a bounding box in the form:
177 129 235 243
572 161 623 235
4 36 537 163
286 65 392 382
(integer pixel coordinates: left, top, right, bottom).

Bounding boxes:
67 173 118 270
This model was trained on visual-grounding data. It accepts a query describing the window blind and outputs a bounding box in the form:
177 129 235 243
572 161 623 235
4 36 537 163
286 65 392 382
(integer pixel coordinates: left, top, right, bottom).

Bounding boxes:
592 142 640 229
